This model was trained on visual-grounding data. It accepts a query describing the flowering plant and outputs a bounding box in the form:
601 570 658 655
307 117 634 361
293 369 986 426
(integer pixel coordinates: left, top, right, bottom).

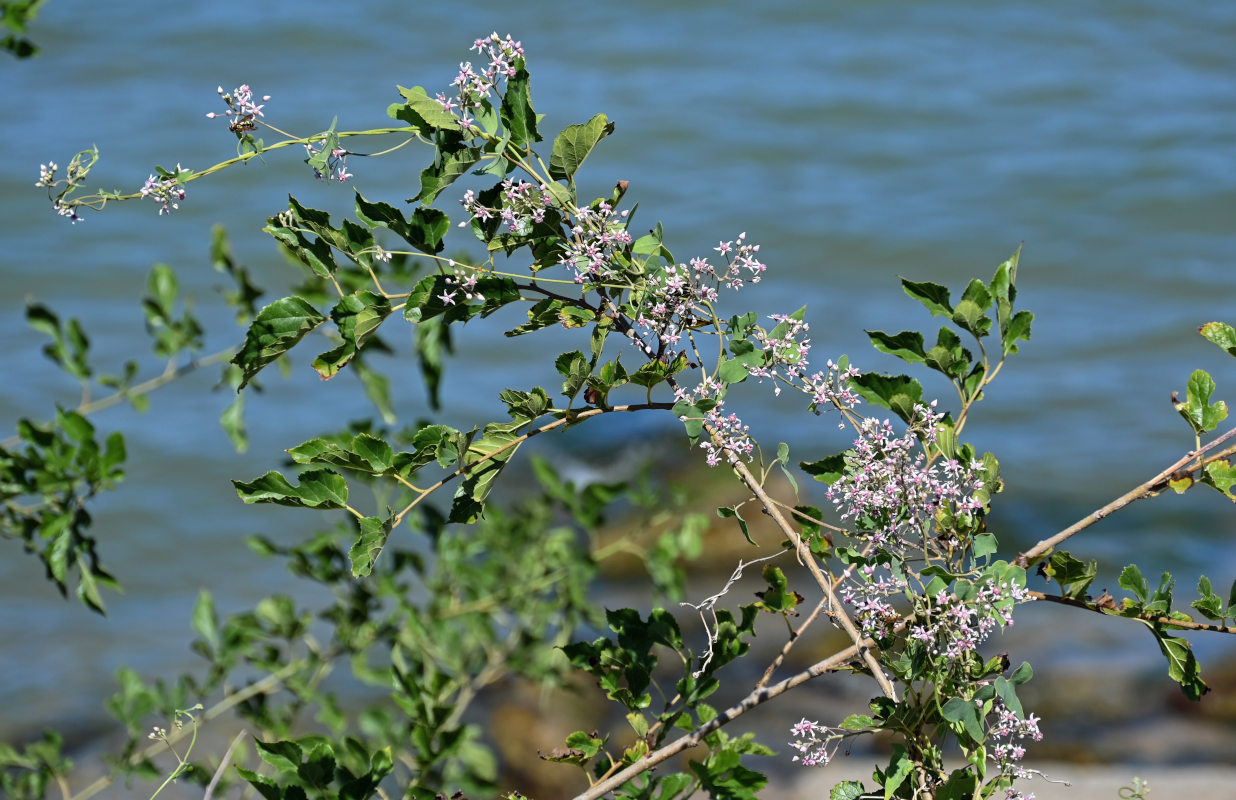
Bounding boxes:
6 30 1236 800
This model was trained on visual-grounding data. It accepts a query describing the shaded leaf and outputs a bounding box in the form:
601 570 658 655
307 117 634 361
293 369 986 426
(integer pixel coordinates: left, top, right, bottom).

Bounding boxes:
549 113 614 185
349 515 395 577
233 468 348 509
232 296 326 389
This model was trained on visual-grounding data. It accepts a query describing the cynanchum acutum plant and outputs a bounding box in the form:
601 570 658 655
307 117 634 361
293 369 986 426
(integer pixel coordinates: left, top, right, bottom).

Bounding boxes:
6 31 1236 800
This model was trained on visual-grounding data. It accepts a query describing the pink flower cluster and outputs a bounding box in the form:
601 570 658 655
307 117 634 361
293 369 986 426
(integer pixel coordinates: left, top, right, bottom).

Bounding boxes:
436 32 525 130
672 378 754 467
788 718 843 767
909 579 1032 660
631 232 767 349
989 698 1043 795
839 563 905 639
748 310 863 414
460 179 553 234
435 263 486 306
206 84 269 134
825 402 986 549
140 165 187 216
558 201 632 284
304 142 351 182
35 151 95 223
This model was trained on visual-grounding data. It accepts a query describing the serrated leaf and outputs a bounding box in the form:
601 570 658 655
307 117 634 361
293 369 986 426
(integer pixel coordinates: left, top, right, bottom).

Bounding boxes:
1002 309 1033 355
1199 321 1236 357
1151 629 1208 701
1043 551 1098 600
256 739 303 773
1176 369 1227 434
192 589 219 654
233 468 348 509
349 515 395 577
1119 564 1149 604
800 453 846 485
901 278 953 317
500 65 540 148
389 85 461 133
312 291 393 379
1204 459 1236 500
415 146 482 204
555 350 589 398
866 330 926 365
850 372 923 423
549 113 614 185
448 423 524 523
883 746 914 799
220 388 247 453
951 298 991 337
830 782 867 800
231 296 326 389
1191 575 1225 621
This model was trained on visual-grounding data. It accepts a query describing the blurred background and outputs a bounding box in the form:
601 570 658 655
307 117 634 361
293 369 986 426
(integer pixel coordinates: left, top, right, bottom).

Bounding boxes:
3 0 1235 784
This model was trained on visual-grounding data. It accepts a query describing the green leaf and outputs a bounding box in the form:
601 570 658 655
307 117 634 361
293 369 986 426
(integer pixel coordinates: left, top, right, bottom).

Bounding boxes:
448 423 524 523
312 291 393 379
1191 575 1226 621
500 65 540 148
718 354 754 384
233 468 349 509
1009 661 1033 685
1002 309 1033 355
717 506 754 545
1151 629 1208 701
404 273 521 324
1199 321 1236 357
1042 551 1098 600
951 298 991 337
994 676 1023 718
866 330 926 365
265 206 339 279
555 351 589 398
236 767 281 800
754 565 801 614
549 113 614 185
830 782 867 800
353 356 397 424
388 85 461 133
1175 369 1228 434
27 304 92 380
231 296 326 389
349 515 395 577
415 146 482 204
255 739 303 774
289 433 394 474
191 590 219 655
882 746 914 800
1119 564 1149 605
219 387 247 453
839 714 877 731
972 532 998 559
941 698 983 742
850 372 923 423
901 278 953 317
800 453 846 485
1203 459 1236 500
